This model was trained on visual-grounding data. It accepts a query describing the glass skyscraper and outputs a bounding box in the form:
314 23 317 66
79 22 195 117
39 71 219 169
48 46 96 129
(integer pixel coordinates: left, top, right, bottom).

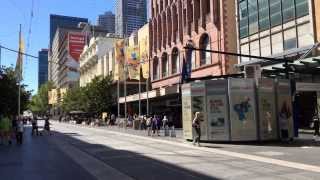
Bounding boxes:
49 14 88 49
115 0 147 37
38 49 48 88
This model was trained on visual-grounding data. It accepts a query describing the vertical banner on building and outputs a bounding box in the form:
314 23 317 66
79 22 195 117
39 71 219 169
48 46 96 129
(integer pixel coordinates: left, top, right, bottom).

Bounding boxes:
68 33 85 62
276 79 294 139
229 79 257 141
126 46 140 80
114 40 125 81
182 83 193 139
191 81 208 140
206 80 229 141
258 79 278 140
138 24 149 79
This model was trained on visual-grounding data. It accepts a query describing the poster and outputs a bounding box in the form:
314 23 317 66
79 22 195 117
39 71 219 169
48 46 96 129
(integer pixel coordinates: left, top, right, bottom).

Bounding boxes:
276 79 294 139
258 79 278 140
229 79 257 141
68 33 85 62
206 80 229 141
191 82 208 140
181 84 192 139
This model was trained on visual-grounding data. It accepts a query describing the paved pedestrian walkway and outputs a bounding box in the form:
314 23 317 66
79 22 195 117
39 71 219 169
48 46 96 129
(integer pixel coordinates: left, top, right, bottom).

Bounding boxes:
0 126 96 180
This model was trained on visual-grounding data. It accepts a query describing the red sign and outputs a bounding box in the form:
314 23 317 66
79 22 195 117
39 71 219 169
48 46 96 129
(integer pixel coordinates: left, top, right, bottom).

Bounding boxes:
68 33 85 61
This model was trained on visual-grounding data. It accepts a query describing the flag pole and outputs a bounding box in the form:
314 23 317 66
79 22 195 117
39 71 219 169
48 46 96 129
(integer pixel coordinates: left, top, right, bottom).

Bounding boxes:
18 24 22 117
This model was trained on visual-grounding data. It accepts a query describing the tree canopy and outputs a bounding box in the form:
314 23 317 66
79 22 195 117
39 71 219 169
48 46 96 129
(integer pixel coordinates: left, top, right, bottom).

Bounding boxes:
29 81 54 115
61 75 116 115
0 66 31 117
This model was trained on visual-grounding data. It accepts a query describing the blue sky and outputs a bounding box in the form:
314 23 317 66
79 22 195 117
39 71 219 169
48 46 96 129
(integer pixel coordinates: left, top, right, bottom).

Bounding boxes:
0 0 115 94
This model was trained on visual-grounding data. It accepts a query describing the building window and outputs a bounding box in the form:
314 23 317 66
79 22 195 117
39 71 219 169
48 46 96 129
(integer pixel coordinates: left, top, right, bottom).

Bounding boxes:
172 48 180 74
283 28 297 50
191 49 196 69
260 36 271 57
153 57 159 80
162 53 169 78
298 23 314 48
250 40 260 57
258 0 270 31
239 0 249 38
296 0 309 18
282 0 295 22
200 34 211 66
270 0 282 27
272 32 283 54
248 0 258 34
241 43 250 62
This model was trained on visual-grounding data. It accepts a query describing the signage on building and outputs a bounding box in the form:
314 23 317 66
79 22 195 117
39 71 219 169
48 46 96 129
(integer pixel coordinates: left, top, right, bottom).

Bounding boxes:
68 33 85 61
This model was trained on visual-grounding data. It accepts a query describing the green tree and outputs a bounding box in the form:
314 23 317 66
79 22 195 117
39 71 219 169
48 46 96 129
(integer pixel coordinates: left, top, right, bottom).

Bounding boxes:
0 66 31 116
61 75 115 115
29 81 54 115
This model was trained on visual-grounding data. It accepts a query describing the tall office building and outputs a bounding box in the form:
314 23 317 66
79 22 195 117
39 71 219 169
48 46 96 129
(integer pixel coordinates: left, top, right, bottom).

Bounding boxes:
49 14 88 49
115 0 147 37
97 11 115 33
38 49 48 88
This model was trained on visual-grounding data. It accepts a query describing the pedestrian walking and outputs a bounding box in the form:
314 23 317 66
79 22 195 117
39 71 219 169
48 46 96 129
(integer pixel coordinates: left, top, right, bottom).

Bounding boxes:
2 116 12 145
0 116 4 145
162 115 169 136
192 112 202 146
44 117 52 135
111 114 116 126
313 113 320 140
151 115 157 136
146 115 152 136
31 116 39 136
16 119 24 145
156 115 162 136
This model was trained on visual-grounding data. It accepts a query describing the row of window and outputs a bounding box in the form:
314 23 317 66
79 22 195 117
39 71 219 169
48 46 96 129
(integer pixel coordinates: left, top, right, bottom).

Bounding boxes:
152 34 212 80
240 23 314 62
239 0 309 38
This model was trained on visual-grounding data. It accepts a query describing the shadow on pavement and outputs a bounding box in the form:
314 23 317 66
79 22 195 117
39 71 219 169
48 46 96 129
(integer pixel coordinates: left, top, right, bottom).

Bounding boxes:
52 130 221 180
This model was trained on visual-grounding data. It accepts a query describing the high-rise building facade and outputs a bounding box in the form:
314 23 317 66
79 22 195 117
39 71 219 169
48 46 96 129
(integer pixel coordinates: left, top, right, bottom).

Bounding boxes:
115 0 147 37
50 27 85 89
38 49 48 88
236 0 319 64
97 11 115 33
49 14 88 49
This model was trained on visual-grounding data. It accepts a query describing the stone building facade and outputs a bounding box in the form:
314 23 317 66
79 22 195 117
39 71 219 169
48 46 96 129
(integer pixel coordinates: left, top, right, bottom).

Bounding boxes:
150 0 238 89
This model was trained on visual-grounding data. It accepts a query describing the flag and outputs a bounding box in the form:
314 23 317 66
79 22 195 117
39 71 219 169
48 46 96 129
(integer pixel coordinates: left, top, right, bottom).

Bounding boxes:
15 28 25 81
126 45 140 80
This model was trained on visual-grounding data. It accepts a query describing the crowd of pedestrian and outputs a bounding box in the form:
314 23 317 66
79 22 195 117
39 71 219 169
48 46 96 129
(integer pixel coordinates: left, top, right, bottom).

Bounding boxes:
0 115 52 146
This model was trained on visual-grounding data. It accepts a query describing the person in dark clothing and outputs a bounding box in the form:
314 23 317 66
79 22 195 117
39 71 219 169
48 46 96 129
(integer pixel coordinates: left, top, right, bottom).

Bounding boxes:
44 117 52 135
31 117 39 136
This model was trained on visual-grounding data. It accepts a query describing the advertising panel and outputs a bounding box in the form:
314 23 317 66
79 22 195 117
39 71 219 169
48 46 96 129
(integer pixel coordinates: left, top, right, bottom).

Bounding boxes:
276 79 294 139
229 79 257 141
138 24 149 79
206 80 229 141
181 84 192 139
191 82 208 140
68 33 85 62
258 79 278 140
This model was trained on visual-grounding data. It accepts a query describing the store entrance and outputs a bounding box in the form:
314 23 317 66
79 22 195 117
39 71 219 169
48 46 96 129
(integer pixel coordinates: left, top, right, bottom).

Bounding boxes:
294 91 317 130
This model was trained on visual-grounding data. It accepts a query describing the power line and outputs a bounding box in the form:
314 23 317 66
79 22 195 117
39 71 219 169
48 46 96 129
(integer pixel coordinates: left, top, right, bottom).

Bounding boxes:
0 45 38 59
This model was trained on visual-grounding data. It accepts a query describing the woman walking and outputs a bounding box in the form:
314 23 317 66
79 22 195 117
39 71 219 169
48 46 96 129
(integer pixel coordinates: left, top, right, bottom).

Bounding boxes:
192 112 202 146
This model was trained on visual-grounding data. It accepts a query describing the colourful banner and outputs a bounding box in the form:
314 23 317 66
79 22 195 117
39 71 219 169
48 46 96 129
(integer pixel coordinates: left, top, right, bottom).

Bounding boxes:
126 46 140 80
138 24 149 79
68 33 85 61
115 40 125 64
114 62 125 81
